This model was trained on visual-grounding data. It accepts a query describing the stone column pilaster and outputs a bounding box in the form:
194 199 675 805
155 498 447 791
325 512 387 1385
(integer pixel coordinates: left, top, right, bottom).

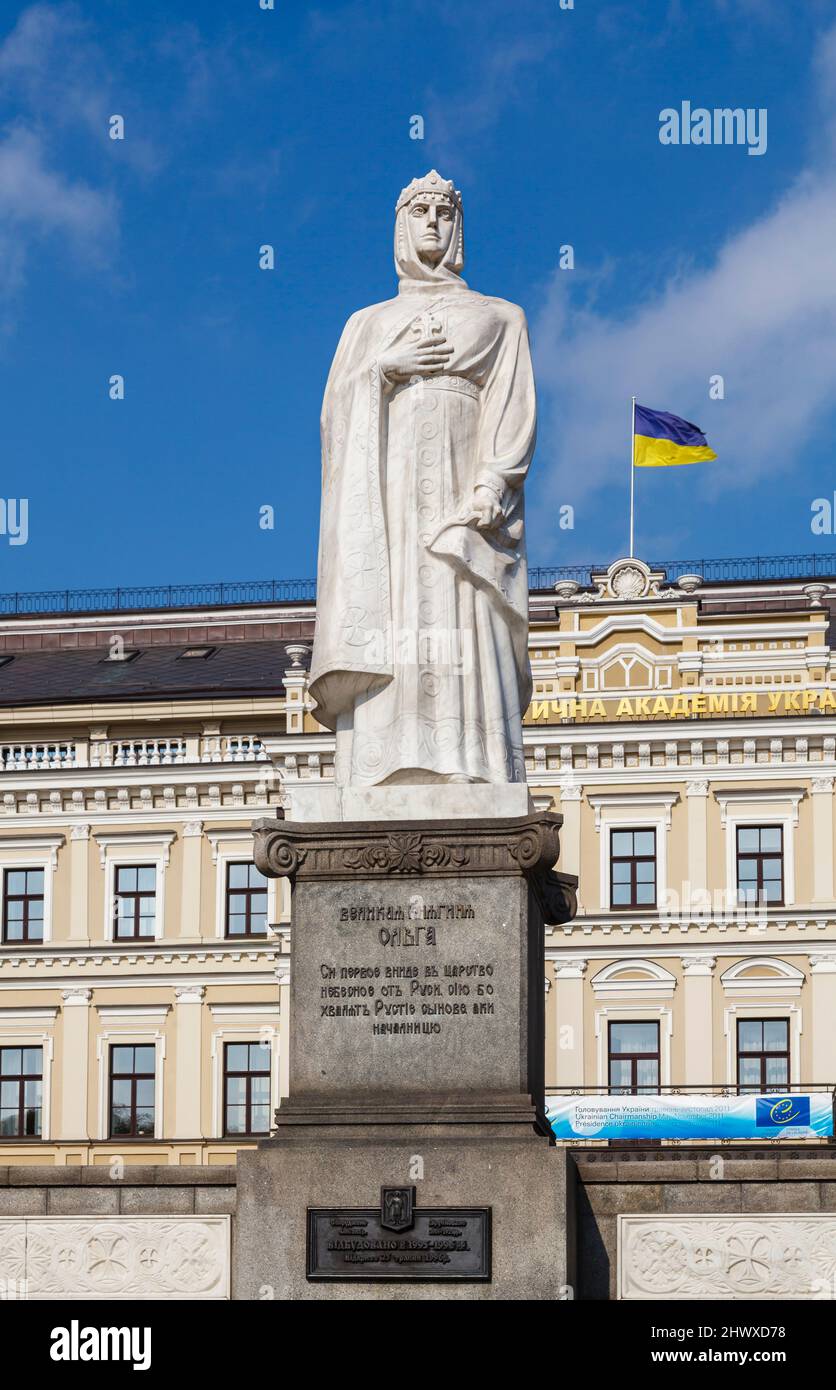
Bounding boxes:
69 824 90 942
686 780 709 901
552 957 587 1088
179 821 203 938
59 988 92 1139
680 955 716 1086
811 778 835 904
557 782 582 911
173 985 205 1137
810 953 836 1084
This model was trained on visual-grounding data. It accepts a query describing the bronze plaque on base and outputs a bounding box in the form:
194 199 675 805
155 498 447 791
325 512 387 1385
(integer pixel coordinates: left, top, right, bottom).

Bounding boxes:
307 1187 491 1282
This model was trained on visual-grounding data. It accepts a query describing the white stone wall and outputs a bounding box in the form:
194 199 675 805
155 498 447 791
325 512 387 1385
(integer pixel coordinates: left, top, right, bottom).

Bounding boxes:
619 1213 836 1300
0 1215 230 1299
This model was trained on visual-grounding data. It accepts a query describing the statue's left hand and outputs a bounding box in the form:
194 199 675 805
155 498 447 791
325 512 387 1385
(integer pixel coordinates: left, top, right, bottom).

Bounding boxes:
471 485 503 531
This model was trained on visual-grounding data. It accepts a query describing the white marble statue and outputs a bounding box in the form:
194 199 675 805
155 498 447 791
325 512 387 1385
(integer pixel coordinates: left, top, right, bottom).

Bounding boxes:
309 171 536 790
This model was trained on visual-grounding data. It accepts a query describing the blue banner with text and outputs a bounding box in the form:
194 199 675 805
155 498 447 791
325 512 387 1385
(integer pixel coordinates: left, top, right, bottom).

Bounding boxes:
546 1092 833 1140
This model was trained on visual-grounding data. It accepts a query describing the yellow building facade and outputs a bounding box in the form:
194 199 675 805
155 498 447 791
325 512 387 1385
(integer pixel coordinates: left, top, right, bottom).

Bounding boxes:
536 559 836 1121
0 596 302 1165
1 555 835 1164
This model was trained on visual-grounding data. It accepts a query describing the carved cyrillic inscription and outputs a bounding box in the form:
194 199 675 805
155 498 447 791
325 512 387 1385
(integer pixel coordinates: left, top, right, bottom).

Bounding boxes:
318 899 497 1037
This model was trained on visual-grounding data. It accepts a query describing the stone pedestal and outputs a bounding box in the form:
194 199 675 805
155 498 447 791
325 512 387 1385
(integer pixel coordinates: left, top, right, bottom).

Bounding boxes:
233 811 577 1300
235 1126 574 1301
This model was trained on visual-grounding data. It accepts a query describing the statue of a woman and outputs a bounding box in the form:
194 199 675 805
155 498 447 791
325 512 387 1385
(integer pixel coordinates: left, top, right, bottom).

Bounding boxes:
309 170 536 788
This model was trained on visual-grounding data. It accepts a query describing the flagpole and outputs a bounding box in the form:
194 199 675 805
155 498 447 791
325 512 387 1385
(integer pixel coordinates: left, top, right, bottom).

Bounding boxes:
629 395 636 558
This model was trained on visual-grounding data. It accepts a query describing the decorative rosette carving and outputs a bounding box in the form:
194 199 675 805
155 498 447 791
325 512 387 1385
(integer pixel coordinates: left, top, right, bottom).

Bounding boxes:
344 834 469 874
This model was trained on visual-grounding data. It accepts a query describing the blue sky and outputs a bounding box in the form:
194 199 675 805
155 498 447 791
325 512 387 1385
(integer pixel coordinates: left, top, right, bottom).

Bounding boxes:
2 0 836 593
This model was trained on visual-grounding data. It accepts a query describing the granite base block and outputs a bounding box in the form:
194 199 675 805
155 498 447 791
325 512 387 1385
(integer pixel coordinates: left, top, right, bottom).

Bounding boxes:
234 1129 573 1301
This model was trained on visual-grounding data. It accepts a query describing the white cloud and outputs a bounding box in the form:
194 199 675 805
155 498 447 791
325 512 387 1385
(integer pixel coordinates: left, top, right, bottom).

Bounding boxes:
530 22 836 547
0 126 114 241
0 125 115 327
0 3 107 139
424 32 558 174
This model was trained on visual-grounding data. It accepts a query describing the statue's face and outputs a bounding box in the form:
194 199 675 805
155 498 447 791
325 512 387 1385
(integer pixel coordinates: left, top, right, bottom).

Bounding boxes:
407 194 456 266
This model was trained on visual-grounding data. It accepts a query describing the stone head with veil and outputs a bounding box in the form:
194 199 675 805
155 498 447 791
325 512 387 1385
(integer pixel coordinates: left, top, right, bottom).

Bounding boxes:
309 171 537 793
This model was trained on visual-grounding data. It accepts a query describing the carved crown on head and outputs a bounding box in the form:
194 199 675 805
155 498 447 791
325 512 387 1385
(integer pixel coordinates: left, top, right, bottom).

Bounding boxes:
396 169 463 214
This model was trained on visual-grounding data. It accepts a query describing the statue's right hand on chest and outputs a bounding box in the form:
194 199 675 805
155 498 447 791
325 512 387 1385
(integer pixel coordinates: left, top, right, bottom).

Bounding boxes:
378 333 454 385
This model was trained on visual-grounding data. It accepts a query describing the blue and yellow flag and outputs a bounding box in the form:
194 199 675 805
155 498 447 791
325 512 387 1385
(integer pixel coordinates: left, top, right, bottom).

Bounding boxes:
634 404 717 468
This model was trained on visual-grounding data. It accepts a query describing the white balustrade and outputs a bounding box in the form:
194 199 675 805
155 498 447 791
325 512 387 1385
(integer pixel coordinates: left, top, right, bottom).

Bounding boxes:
0 743 76 771
200 735 268 763
90 739 187 767
1 735 268 771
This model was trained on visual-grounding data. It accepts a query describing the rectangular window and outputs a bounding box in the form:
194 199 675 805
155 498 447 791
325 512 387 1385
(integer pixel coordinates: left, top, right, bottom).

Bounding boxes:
109 1044 156 1137
610 829 656 909
2 868 45 943
737 1018 790 1093
114 865 157 939
608 1021 660 1094
224 1042 271 1136
0 1046 43 1136
737 825 783 906
225 862 268 938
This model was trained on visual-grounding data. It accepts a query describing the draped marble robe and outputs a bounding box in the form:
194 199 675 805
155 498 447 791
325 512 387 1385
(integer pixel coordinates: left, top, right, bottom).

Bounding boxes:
309 191 536 787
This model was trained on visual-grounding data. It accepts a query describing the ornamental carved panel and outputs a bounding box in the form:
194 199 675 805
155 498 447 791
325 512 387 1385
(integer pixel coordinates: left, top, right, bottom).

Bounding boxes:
252 811 578 925
619 1214 836 1301
0 1216 230 1300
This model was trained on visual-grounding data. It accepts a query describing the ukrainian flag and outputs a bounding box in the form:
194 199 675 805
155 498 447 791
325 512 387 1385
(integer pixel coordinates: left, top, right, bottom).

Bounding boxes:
634 404 717 468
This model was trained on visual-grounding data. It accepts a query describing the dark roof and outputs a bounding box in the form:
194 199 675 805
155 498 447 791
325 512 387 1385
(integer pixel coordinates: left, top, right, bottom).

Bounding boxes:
0 641 311 709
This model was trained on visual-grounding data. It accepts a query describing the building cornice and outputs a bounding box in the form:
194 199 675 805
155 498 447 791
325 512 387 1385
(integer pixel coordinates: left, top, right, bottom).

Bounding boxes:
549 906 836 938
0 967 281 990
0 940 283 970
544 941 833 963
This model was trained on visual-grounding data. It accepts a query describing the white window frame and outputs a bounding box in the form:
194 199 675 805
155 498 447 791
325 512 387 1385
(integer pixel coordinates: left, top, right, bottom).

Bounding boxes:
209 1007 280 1139
96 1020 167 1141
588 794 678 912
595 1004 672 1088
0 836 64 946
207 831 277 939
714 789 804 909
95 833 174 942
0 1008 56 1141
724 1002 801 1088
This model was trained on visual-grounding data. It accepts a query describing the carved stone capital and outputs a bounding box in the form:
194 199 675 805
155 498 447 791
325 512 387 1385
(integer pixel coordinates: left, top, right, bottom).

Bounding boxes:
553 956 587 979
809 953 836 974
174 985 205 1003
680 954 716 976
62 988 92 1005
253 811 578 926
558 782 583 802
